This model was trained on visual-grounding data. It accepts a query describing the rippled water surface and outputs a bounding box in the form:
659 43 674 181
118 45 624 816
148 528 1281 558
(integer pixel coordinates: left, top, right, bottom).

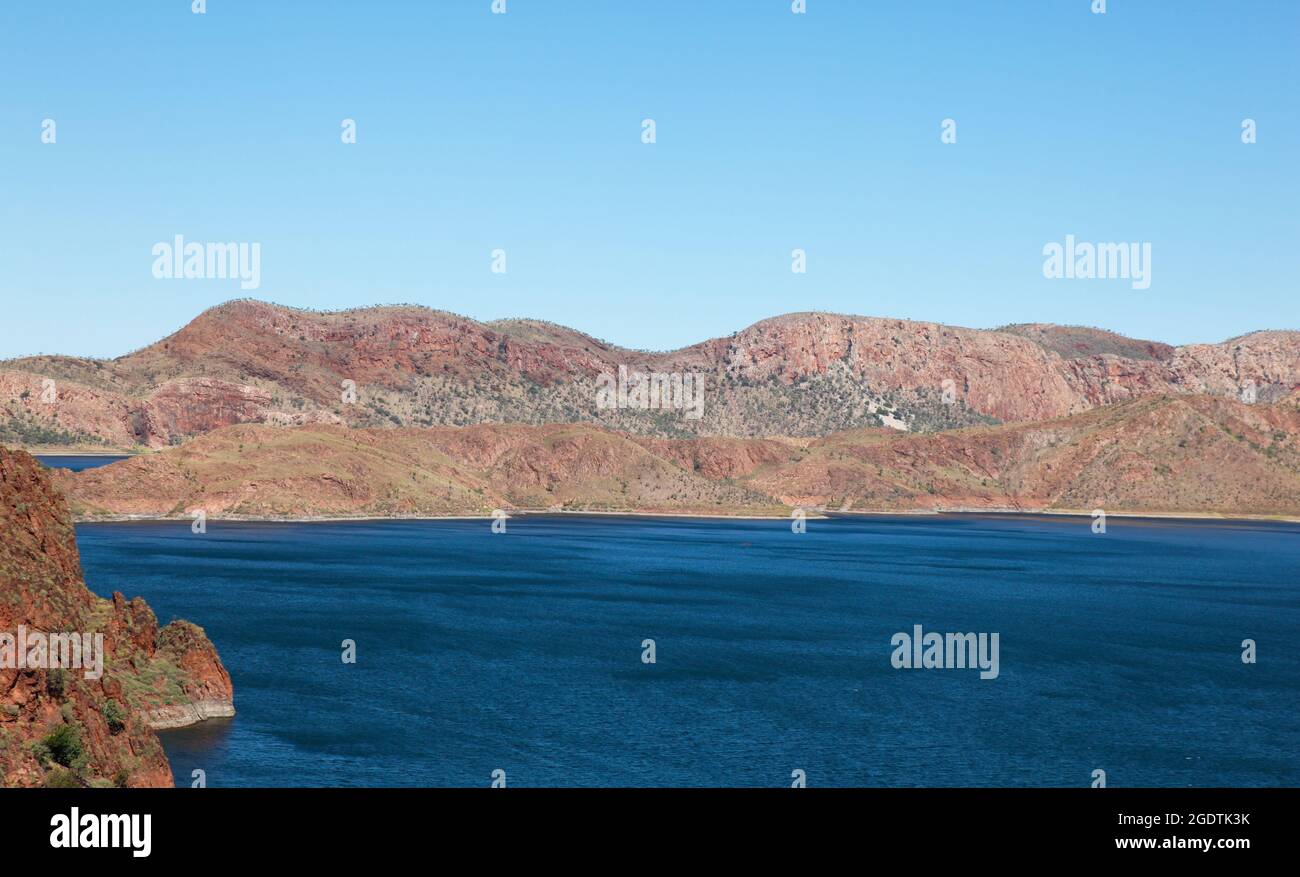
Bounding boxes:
73 514 1300 787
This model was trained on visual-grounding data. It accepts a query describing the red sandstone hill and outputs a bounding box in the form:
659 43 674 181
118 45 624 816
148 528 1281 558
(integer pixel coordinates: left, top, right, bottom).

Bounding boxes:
0 448 233 787
746 394 1300 516
3 300 1297 448
53 394 1300 521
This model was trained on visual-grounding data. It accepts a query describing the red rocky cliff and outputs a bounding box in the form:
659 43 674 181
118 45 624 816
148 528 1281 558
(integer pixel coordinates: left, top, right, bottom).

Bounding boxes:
0 447 233 787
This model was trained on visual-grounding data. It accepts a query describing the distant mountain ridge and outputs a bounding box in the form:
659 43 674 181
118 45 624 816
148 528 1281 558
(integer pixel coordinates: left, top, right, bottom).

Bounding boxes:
3 299 1298 449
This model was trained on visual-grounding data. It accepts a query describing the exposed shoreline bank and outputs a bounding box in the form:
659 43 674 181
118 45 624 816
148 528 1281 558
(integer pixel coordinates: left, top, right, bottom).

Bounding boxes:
25 448 142 457
146 699 237 732
71 507 1300 526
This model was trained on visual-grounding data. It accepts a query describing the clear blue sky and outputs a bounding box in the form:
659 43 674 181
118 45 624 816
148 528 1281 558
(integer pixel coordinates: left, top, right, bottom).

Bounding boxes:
1 0 1296 359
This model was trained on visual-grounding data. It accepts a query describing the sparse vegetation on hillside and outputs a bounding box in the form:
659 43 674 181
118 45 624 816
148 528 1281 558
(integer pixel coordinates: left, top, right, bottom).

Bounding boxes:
55 395 1300 521
4 301 1295 449
0 412 107 447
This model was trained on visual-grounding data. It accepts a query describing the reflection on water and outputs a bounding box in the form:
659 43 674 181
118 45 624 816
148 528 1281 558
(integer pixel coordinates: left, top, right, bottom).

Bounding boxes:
157 718 236 786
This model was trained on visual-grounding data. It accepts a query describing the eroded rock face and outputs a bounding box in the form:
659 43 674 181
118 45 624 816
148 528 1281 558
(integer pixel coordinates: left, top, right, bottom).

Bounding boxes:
696 315 1300 423
142 378 273 442
0 371 273 449
146 621 236 729
695 314 1086 422
0 448 233 787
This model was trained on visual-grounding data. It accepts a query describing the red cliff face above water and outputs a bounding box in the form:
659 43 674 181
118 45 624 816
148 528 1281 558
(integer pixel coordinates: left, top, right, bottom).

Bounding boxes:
0 447 233 787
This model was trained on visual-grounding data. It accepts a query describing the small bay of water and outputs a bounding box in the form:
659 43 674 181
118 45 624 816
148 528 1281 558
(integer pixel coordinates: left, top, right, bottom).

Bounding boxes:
36 454 129 472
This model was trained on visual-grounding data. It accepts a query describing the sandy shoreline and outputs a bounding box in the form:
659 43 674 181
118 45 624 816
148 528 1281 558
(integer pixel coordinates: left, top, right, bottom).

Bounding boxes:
71 507 1300 525
24 449 141 457
825 507 1300 523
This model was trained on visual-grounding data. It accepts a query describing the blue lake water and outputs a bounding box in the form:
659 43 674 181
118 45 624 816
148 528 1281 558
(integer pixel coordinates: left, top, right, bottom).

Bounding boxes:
73 514 1300 788
37 455 129 471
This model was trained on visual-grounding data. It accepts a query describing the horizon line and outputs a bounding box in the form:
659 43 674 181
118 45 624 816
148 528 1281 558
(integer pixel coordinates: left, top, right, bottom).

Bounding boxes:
3 296 1297 363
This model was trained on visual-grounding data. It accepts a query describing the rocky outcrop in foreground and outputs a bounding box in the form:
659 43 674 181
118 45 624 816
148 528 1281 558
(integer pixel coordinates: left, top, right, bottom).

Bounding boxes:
0 448 233 787
55 394 1300 521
